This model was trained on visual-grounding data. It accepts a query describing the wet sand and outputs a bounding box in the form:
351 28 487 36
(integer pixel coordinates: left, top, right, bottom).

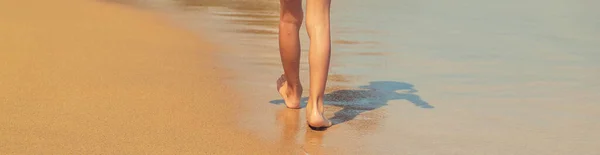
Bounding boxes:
173 0 600 154
0 0 283 154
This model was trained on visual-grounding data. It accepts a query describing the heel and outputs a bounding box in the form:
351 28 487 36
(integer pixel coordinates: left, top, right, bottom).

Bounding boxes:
306 100 332 130
306 117 332 131
307 121 331 131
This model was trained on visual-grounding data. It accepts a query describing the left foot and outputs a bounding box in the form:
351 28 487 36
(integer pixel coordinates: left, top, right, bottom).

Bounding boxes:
277 74 302 109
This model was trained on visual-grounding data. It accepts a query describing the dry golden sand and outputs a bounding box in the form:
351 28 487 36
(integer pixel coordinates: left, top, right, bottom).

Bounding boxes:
0 0 280 154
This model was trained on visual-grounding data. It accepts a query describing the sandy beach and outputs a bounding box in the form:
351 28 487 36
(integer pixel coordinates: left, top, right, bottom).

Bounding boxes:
2 0 599 154
0 0 282 154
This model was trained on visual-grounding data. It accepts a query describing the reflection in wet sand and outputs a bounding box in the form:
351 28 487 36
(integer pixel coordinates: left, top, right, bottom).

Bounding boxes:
276 108 328 155
302 129 326 155
275 108 301 152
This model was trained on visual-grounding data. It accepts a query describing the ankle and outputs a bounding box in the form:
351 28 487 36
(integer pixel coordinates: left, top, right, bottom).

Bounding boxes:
308 97 323 107
286 83 302 92
308 96 323 102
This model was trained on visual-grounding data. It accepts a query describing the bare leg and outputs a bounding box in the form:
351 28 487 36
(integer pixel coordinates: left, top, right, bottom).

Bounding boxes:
277 0 304 109
306 0 332 128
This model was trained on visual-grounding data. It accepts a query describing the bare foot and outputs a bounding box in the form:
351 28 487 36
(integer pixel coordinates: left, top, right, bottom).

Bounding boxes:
306 99 332 130
277 74 302 109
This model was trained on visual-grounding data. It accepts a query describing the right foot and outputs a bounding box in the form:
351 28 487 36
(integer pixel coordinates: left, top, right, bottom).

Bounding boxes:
306 99 332 130
277 74 302 109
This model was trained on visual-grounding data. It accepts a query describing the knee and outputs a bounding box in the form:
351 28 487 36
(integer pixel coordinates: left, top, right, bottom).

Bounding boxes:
305 16 329 31
279 2 303 26
280 12 303 26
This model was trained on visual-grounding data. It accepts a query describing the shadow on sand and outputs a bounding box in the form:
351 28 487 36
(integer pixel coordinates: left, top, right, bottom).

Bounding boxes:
270 81 433 125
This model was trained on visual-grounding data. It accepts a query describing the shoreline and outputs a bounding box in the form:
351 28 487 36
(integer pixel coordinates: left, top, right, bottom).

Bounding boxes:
0 0 281 154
